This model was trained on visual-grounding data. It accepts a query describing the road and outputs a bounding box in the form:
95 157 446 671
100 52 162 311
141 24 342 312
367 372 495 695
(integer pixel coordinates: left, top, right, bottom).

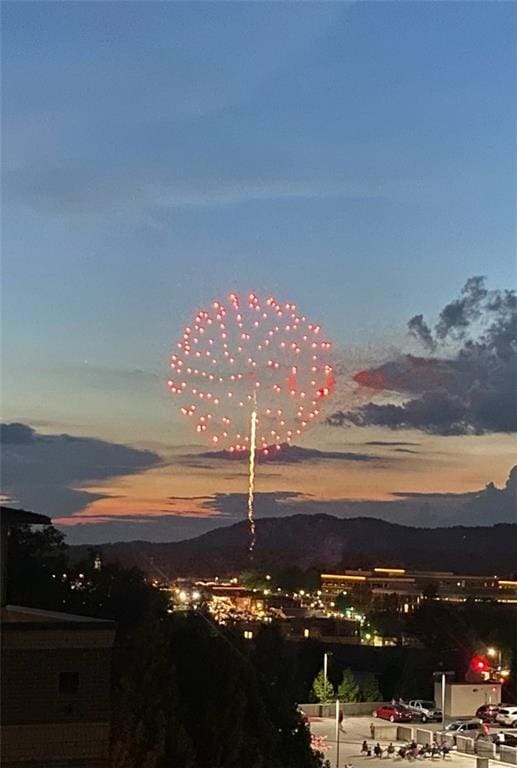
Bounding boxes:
308 716 506 768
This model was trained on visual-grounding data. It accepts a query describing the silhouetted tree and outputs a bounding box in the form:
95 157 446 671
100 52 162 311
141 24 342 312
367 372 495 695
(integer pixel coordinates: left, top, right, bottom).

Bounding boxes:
337 668 360 702
311 669 335 703
360 673 382 702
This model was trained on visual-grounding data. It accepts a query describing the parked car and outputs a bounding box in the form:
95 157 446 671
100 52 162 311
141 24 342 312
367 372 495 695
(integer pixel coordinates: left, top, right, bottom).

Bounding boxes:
407 699 443 723
475 704 500 722
445 719 483 734
373 704 412 723
490 732 517 748
496 707 517 728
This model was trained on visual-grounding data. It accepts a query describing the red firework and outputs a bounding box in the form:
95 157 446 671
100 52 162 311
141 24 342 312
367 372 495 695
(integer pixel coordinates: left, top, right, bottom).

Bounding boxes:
168 292 334 453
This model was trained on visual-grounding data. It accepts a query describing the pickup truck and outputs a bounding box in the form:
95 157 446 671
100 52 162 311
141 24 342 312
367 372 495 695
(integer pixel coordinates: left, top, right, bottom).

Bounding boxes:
407 700 443 723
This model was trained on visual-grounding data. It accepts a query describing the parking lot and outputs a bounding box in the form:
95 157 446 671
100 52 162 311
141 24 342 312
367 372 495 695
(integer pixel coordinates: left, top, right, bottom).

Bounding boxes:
308 715 515 768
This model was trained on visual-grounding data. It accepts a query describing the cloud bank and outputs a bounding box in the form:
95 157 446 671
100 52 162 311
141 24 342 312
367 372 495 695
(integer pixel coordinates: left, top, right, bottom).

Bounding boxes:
0 422 162 518
328 277 517 435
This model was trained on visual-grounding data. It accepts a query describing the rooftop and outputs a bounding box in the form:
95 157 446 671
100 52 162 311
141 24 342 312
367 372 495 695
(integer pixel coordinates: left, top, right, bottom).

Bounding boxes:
1 506 51 527
1 604 115 628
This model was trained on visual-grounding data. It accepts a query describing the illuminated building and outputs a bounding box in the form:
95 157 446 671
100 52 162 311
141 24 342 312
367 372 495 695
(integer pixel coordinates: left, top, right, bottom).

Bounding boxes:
321 568 517 610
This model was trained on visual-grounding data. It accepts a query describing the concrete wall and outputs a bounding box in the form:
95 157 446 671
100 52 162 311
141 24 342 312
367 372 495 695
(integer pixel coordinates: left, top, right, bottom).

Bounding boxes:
373 725 398 741
0 723 110 763
475 739 496 758
416 728 434 745
1 624 114 768
436 732 455 747
500 746 517 765
397 726 414 742
456 736 476 755
300 702 387 718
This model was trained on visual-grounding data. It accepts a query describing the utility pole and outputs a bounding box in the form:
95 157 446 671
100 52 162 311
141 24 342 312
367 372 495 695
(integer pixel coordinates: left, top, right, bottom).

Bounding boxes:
323 651 333 704
433 670 454 726
335 698 341 768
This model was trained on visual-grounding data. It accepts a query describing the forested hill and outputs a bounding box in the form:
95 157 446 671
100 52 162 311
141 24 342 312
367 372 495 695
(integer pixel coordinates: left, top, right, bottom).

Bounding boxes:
71 515 517 579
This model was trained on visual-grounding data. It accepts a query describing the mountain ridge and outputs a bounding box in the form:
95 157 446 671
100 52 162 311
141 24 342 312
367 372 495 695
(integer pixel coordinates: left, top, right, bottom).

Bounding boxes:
71 514 517 579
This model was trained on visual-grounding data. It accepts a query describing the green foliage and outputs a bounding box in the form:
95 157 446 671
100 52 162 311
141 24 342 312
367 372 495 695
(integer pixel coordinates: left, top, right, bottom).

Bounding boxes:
270 566 321 593
360 673 382 702
6 523 68 608
239 569 268 590
253 626 322 768
311 668 335 703
367 609 404 639
334 593 350 614
337 668 360 702
392 650 434 701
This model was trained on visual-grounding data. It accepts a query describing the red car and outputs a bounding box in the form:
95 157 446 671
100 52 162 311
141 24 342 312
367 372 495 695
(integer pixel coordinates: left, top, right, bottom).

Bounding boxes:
475 704 500 723
373 704 412 723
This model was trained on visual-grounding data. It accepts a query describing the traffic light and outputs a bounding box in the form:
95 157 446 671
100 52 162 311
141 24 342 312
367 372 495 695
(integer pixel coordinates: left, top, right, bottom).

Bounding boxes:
471 656 489 673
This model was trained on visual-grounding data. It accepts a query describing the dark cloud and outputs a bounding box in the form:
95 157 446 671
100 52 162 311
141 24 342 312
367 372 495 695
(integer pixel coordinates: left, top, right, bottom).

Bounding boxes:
408 315 436 351
1 422 162 518
435 276 488 342
365 441 420 446
1 422 38 444
328 277 517 435
196 443 381 464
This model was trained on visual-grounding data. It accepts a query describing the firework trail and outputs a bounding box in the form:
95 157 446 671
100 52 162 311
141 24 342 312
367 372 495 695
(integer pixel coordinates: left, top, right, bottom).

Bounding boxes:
247 392 258 552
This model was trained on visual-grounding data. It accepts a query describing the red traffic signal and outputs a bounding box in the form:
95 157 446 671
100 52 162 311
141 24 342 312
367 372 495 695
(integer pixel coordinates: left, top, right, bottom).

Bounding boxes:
471 656 489 673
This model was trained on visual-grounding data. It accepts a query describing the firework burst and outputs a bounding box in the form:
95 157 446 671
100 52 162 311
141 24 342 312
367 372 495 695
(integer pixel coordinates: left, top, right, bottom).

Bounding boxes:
169 292 335 549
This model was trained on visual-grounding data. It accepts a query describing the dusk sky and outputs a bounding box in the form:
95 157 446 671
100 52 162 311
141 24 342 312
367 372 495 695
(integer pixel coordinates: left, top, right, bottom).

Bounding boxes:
2 2 515 543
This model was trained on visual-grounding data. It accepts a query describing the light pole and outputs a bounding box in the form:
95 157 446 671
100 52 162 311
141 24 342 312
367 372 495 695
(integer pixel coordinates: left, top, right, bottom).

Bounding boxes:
433 670 454 726
335 698 341 768
323 651 333 704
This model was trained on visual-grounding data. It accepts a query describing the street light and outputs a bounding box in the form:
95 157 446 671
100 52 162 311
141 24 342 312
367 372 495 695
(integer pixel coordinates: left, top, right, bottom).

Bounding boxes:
323 651 333 703
487 647 502 668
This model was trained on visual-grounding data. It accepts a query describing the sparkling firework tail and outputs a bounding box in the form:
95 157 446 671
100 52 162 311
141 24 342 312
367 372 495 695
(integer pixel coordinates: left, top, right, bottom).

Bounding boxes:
247 392 257 553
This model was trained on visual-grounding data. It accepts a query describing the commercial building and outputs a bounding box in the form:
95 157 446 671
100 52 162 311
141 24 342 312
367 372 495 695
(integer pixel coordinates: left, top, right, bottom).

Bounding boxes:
321 568 517 612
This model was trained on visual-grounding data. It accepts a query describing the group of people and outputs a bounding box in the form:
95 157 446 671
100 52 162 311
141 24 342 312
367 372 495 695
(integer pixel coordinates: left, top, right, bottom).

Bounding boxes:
361 740 451 760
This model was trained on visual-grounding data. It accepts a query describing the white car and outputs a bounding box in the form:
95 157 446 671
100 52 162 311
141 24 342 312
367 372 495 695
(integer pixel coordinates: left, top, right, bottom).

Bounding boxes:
496 707 517 728
445 719 482 734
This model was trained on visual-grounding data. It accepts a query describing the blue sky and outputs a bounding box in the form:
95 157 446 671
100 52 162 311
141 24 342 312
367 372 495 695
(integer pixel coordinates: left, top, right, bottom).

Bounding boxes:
2 2 516 542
